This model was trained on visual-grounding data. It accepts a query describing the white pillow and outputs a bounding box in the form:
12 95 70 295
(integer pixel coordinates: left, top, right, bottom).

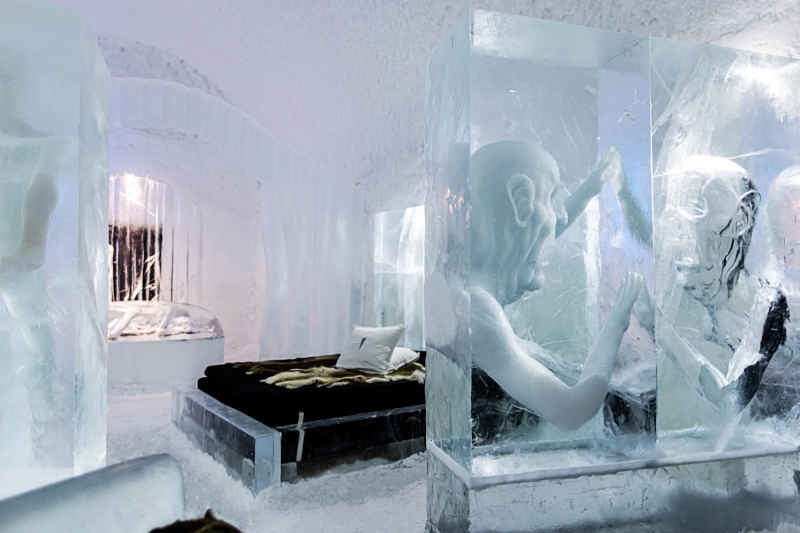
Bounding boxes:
336 325 405 374
388 347 420 373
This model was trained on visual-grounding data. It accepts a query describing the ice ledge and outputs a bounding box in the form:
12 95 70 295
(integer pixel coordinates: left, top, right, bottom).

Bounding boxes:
426 439 800 491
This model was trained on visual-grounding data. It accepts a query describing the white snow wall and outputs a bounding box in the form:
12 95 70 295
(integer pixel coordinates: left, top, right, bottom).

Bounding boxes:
108 78 363 360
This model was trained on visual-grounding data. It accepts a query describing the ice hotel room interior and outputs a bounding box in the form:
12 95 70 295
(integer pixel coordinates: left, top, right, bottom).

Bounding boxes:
4 0 800 532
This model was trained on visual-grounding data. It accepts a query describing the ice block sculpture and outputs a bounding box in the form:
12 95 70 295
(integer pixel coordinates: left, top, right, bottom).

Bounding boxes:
374 205 425 350
651 38 800 454
0 0 110 498
425 10 655 477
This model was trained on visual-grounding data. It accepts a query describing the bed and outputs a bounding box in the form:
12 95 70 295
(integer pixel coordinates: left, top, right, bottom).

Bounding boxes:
173 353 426 493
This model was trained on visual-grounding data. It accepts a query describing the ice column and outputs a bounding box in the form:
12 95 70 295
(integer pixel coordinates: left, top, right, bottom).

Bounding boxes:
425 9 654 479
0 0 110 498
651 38 800 454
374 205 425 350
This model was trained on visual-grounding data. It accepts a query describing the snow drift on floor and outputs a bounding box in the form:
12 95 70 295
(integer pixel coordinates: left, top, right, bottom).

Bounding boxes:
107 393 427 533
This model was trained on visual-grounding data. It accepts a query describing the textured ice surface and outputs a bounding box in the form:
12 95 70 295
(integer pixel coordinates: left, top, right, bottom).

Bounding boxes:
374 205 425 350
0 0 109 498
651 38 800 453
428 443 800 533
259 174 365 359
0 454 184 533
108 173 202 305
108 302 223 341
172 386 281 494
425 10 655 474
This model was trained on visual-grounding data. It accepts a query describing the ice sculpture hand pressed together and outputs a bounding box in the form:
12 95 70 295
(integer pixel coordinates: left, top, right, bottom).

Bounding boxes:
0 0 109 499
467 141 645 433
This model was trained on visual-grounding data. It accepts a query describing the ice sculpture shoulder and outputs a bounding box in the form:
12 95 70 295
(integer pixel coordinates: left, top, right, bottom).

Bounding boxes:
466 140 644 432
656 156 789 415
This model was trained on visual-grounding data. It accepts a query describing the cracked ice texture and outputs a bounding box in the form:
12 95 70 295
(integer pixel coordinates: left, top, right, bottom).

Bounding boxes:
374 205 425 351
425 10 655 476
0 0 109 498
651 38 800 450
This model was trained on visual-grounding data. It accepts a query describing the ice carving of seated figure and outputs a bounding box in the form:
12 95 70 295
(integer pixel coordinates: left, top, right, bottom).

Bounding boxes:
0 51 65 465
655 156 789 416
466 141 643 433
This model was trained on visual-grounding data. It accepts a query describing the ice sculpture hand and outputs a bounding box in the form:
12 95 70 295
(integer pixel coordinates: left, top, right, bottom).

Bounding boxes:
659 286 788 414
557 147 617 237
471 272 643 433
632 281 656 338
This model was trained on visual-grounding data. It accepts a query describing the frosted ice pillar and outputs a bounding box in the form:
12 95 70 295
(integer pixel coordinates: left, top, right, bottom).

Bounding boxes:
0 0 110 498
374 205 425 350
651 38 800 453
425 9 654 481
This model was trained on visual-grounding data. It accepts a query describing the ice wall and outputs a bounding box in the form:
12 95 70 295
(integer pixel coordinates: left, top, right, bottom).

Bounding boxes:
425 10 655 475
108 78 364 361
0 0 109 498
374 205 425 350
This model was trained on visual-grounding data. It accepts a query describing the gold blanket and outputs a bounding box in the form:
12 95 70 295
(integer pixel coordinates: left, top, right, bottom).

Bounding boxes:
265 363 425 389
235 356 425 389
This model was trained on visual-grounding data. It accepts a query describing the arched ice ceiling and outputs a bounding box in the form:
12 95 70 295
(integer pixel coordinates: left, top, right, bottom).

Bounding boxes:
52 0 800 192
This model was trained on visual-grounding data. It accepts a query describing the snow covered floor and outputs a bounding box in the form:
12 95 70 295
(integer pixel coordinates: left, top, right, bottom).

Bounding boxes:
107 393 427 532
108 393 800 533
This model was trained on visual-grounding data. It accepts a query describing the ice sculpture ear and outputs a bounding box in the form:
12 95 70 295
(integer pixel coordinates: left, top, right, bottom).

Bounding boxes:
507 173 536 228
735 190 761 237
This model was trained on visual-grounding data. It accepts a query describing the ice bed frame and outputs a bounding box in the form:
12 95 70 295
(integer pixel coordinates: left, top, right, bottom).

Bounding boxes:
172 354 426 494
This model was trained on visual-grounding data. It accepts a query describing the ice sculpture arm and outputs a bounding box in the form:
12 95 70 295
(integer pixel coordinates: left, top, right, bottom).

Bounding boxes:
656 309 721 402
708 287 789 411
471 273 641 432
0 139 60 274
556 147 616 237
609 150 653 248
658 287 788 412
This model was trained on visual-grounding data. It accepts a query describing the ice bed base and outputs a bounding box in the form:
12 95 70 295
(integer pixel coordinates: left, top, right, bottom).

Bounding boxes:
427 440 800 533
172 386 425 493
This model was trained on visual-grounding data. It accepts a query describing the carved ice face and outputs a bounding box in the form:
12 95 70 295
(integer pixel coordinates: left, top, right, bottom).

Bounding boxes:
665 157 758 307
512 172 566 296
470 141 565 305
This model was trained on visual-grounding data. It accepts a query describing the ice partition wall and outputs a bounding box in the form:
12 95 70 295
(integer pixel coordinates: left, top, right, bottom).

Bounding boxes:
108 173 202 305
425 11 654 474
374 205 425 350
0 0 109 499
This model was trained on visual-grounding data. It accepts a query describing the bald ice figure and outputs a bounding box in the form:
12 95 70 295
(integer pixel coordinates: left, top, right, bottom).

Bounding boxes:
465 141 643 433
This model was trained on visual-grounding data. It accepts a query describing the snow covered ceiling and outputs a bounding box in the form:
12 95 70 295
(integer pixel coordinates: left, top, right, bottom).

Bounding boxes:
52 0 800 185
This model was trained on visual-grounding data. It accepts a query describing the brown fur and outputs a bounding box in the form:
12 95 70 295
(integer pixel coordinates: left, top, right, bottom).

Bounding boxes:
149 510 242 533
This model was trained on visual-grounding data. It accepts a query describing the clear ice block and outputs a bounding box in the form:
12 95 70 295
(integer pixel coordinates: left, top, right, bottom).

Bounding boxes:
172 386 281 493
425 10 655 477
651 38 800 454
0 454 184 533
0 0 110 498
374 205 425 350
428 443 800 533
